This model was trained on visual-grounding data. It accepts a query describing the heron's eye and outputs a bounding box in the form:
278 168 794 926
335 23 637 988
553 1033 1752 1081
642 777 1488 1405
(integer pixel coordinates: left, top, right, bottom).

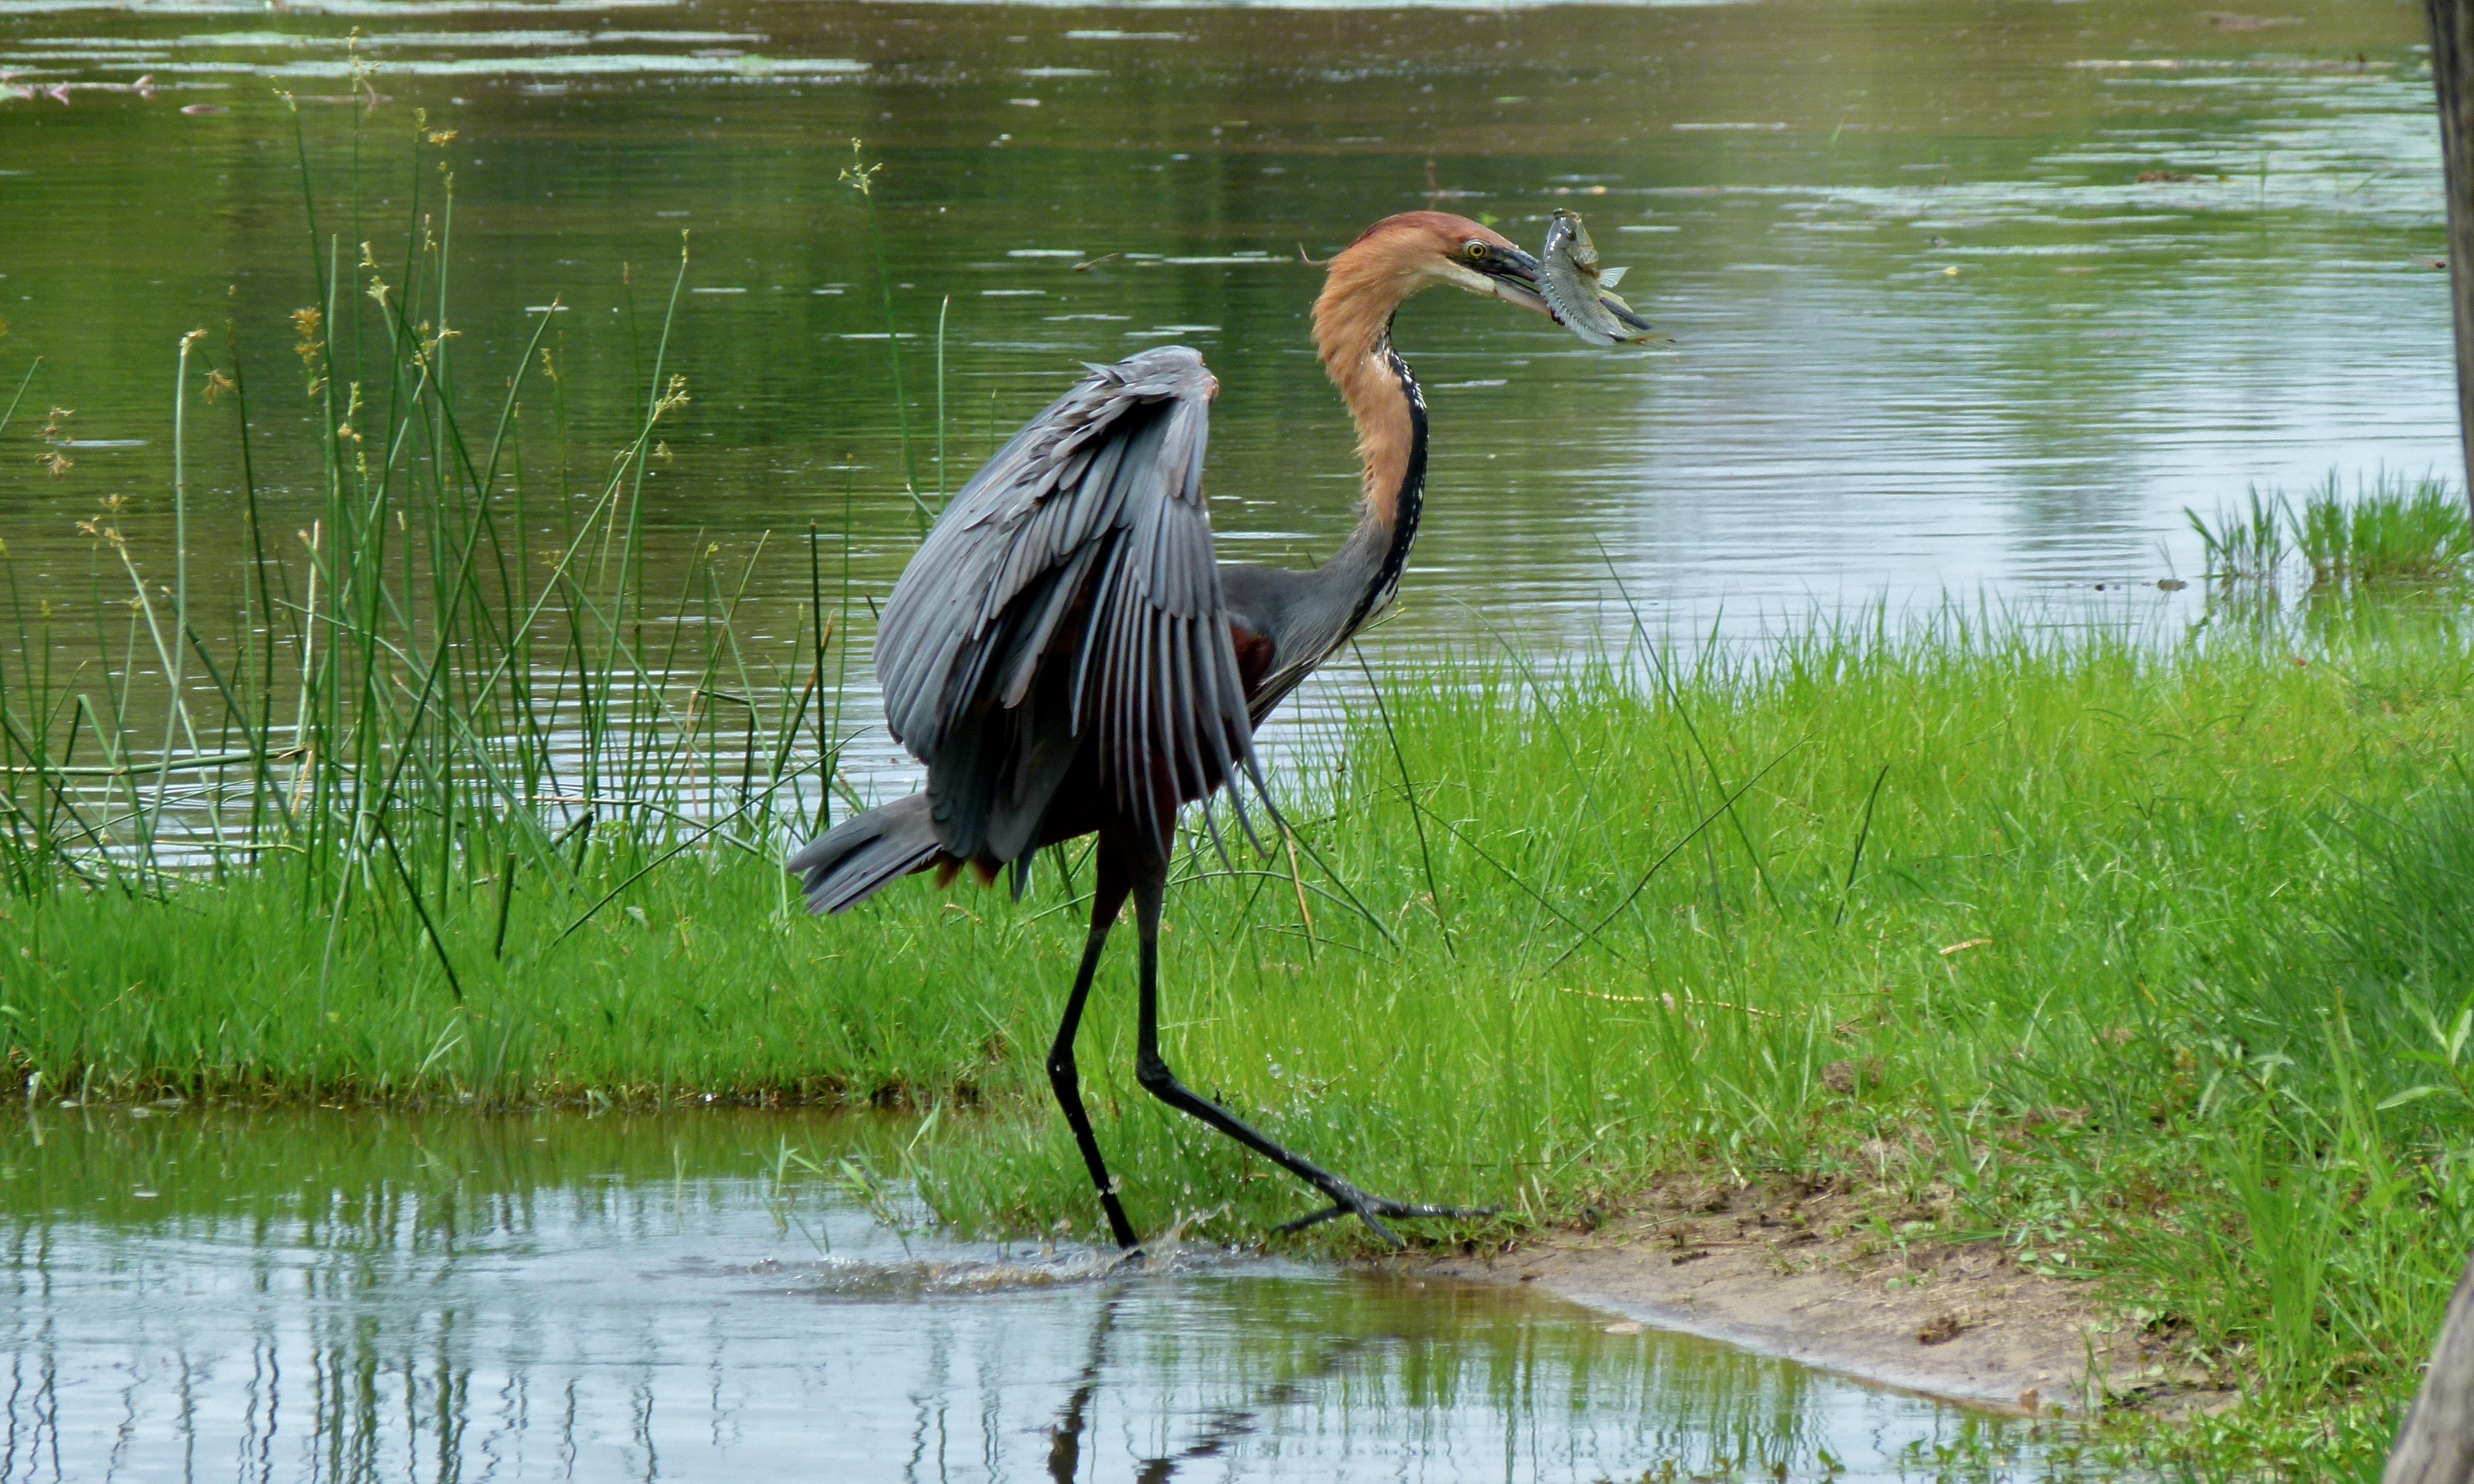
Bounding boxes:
1462 240 1488 262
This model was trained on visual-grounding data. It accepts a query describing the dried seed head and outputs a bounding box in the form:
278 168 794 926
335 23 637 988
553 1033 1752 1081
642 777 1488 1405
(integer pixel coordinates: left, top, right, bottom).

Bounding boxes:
291 307 322 340
202 369 237 404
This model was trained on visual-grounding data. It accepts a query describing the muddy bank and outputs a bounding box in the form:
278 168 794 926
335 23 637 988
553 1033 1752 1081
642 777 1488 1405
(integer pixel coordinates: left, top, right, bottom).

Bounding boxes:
1415 1177 2227 1418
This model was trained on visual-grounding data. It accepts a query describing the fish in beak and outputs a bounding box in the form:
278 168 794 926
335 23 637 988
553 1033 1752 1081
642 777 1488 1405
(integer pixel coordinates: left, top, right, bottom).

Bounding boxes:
1538 209 1656 346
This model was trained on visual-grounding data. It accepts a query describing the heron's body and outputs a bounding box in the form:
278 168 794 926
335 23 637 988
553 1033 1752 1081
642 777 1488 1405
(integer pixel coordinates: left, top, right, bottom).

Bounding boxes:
792 211 1614 1248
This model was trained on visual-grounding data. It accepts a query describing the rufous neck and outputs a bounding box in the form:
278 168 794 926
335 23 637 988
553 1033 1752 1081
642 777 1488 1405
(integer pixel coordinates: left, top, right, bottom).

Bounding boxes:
1313 256 1424 538
1311 257 1429 637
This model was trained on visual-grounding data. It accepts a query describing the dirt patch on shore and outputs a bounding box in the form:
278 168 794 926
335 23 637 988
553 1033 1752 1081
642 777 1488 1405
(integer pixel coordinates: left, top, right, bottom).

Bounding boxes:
1416 1175 2227 1418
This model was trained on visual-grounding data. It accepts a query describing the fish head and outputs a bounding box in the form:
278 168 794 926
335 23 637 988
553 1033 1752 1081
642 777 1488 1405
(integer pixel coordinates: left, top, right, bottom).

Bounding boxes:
1546 210 1598 273
1539 209 1656 346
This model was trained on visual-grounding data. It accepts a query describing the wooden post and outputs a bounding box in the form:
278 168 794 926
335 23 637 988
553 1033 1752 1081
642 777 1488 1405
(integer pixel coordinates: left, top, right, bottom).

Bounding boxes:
2389 1257 2474 1484
2394 9 2474 1469
2433 0 2474 528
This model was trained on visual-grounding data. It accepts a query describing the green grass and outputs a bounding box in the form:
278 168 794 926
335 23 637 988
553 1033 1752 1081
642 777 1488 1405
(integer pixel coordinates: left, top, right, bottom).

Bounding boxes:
2296 473 2474 585
0 106 838 990
8 593 2474 1477
2189 487 2290 582
2191 472 2473 589
5 109 2473 1483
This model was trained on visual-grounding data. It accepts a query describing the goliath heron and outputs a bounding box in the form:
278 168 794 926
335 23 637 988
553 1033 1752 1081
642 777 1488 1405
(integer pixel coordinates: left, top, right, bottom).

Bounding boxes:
791 211 1649 1248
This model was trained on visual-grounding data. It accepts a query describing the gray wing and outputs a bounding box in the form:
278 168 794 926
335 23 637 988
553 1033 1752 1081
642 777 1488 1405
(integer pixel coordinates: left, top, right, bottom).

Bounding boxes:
872 345 1257 862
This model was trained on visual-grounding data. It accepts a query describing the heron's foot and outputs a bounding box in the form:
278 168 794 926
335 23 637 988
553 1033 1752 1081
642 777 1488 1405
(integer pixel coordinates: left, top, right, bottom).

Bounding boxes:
1271 1185 1498 1248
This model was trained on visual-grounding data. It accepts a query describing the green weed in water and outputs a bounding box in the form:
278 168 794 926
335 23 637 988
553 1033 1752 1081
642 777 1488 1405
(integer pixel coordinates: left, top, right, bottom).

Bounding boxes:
2189 471 2471 589
2295 472 2474 586
2188 486 2289 582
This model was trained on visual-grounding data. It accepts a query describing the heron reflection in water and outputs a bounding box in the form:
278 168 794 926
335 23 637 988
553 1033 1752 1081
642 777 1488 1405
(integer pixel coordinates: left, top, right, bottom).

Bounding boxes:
793 211 1652 1249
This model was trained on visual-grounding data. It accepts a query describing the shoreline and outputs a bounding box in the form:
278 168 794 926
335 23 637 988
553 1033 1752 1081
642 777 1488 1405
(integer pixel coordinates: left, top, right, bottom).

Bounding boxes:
1410 1176 2223 1420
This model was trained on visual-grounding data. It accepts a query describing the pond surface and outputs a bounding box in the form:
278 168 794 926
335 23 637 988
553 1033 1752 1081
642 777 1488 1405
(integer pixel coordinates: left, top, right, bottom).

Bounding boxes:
0 1107 2048 1483
0 0 2446 695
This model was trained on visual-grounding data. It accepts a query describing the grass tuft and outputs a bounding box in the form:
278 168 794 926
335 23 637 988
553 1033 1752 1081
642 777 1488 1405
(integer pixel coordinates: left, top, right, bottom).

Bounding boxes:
2296 472 2474 585
0 109 837 975
2189 486 2289 581
2190 471 2472 589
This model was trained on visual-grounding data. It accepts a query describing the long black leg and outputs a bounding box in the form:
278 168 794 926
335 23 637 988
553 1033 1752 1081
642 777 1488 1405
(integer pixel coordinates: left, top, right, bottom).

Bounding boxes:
1120 844 1491 1248
1049 846 1140 1249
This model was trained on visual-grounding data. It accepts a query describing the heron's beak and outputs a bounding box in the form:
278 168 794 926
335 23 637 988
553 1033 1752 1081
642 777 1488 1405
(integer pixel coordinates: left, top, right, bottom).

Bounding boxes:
1481 248 1552 318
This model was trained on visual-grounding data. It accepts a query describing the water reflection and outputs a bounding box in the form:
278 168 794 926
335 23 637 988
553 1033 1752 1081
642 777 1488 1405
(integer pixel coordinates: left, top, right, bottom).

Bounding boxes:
0 0 2443 806
0 0 2441 633
0 1108 2043 1482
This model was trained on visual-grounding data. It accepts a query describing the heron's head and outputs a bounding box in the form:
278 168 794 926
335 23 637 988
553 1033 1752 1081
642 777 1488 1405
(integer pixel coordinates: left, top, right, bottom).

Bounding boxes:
1326 211 1551 320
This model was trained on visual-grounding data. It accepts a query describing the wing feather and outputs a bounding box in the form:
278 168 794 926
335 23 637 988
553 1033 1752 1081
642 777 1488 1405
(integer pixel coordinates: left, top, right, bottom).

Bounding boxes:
872 345 1255 861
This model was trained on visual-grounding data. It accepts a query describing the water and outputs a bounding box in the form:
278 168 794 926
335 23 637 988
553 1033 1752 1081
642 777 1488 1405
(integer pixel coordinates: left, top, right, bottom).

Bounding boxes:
0 1107 2048 1482
0 0 2445 676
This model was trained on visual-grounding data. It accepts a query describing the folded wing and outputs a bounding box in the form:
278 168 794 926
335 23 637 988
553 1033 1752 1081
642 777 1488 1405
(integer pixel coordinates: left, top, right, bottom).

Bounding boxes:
873 346 1257 862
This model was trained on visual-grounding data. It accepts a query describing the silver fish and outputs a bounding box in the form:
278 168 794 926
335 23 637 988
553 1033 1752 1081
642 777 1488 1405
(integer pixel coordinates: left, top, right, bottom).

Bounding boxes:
1539 209 1654 346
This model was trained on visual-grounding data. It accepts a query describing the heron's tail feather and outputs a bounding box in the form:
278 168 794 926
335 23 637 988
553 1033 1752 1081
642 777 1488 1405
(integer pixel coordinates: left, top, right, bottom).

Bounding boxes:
787 793 945 915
